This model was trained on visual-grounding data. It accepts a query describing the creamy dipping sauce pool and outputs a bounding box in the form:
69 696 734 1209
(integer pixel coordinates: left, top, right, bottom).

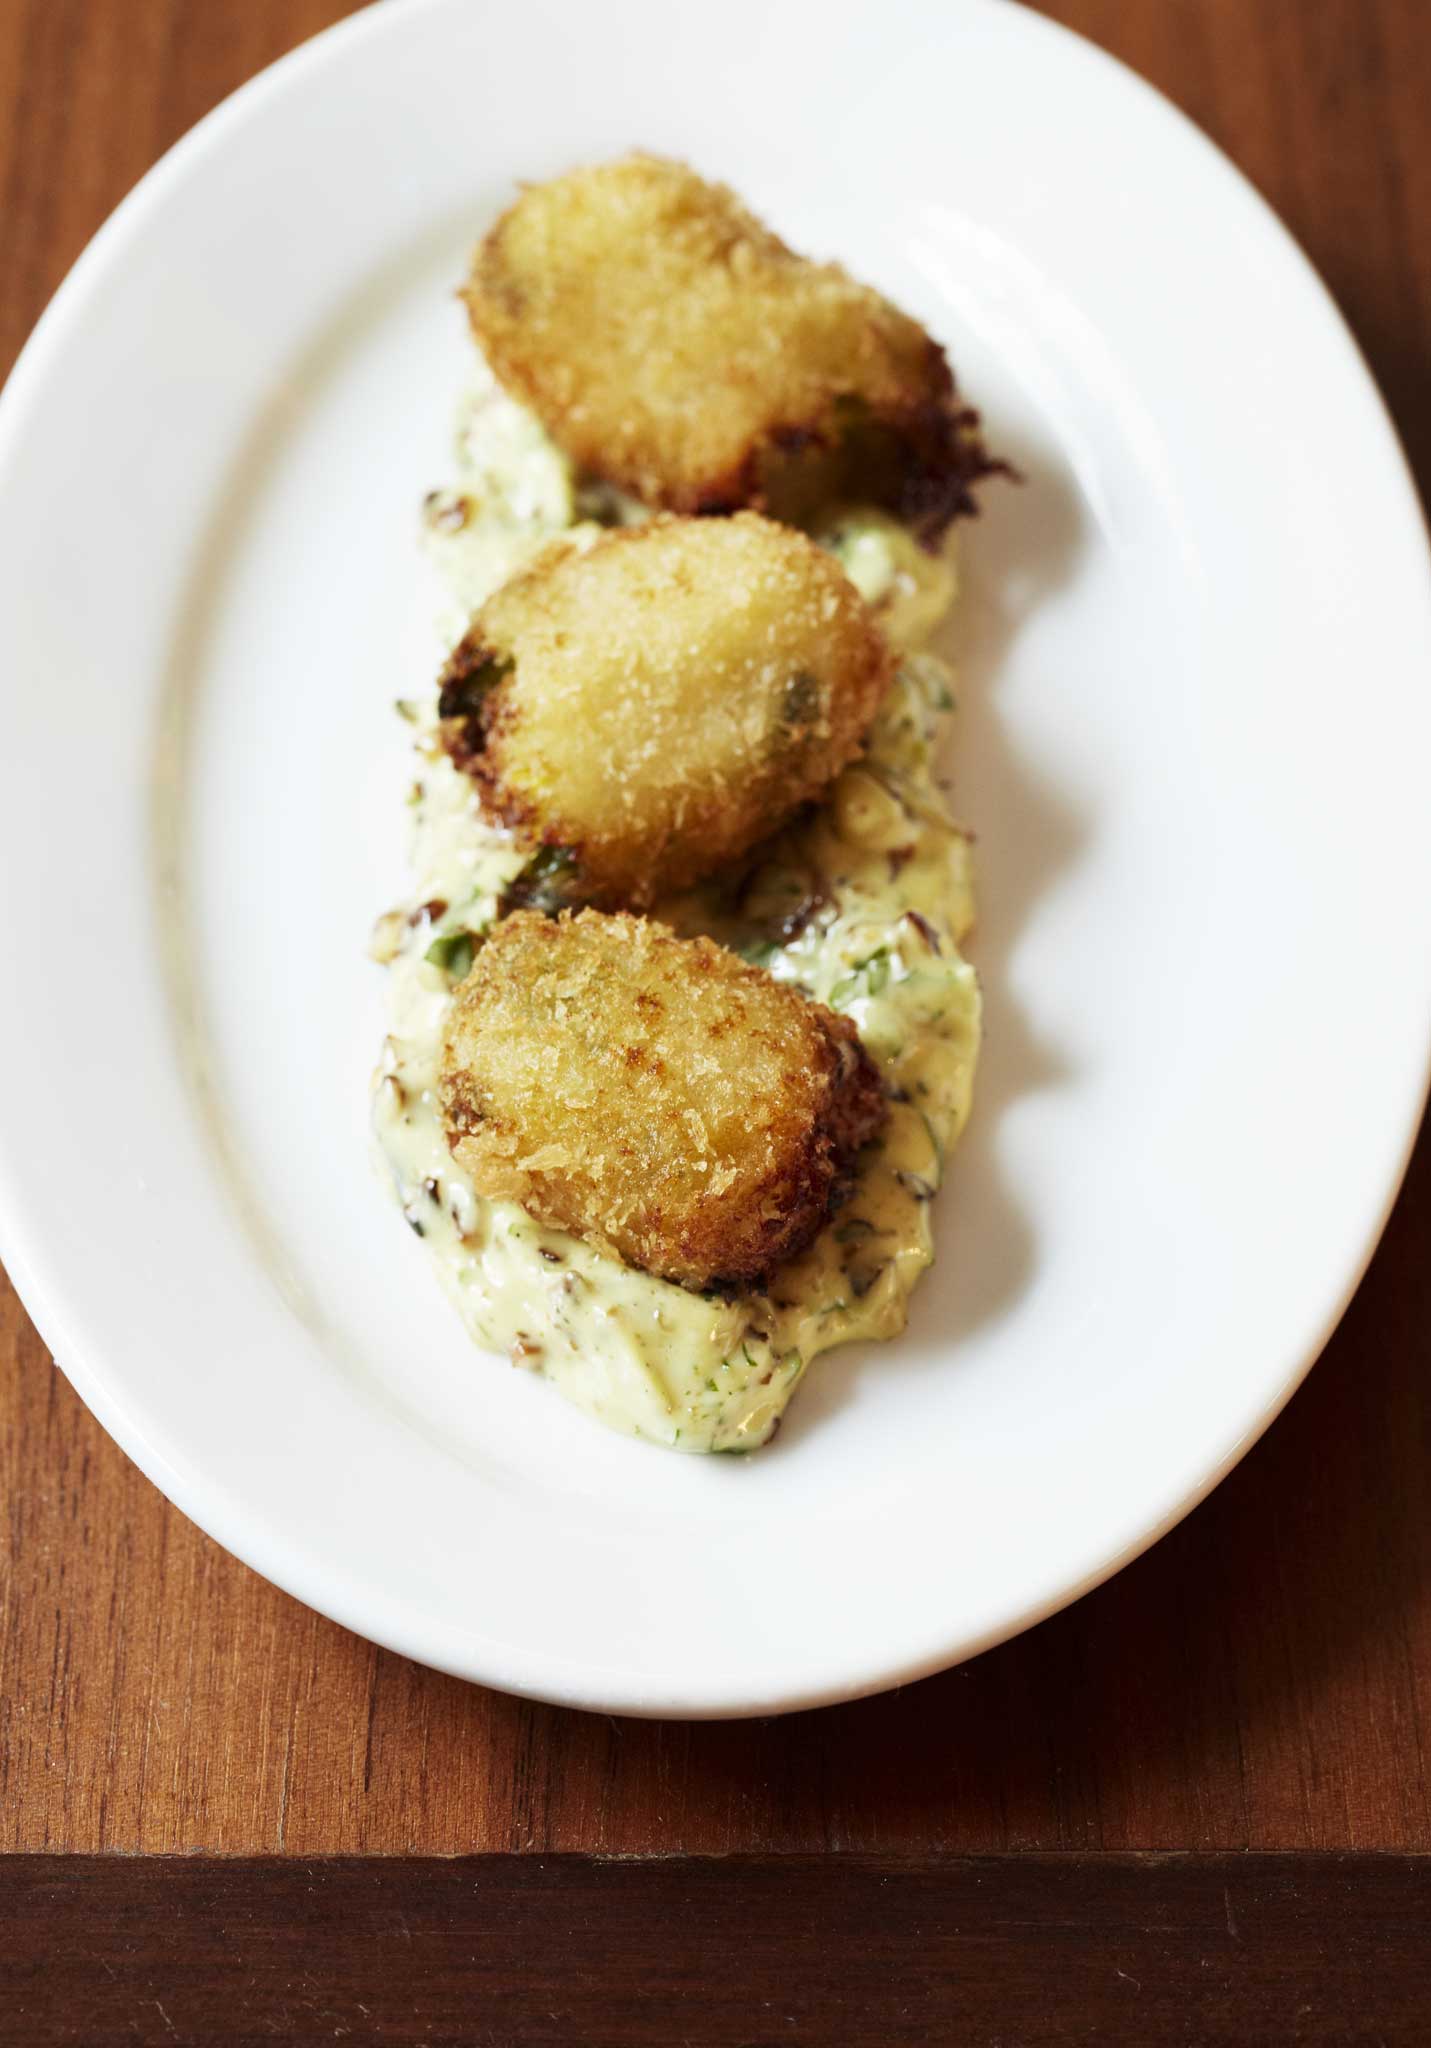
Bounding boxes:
371 362 981 1451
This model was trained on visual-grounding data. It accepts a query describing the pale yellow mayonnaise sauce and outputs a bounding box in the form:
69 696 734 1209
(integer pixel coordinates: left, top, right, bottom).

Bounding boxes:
371 360 981 1451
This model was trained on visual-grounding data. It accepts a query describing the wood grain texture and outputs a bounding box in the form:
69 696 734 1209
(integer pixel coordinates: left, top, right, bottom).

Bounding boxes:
2 0 1429 1856
6 1854 1431 2046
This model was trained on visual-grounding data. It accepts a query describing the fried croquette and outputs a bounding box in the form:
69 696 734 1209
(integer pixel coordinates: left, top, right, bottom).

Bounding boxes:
438 910 886 1290
463 153 1003 541
437 513 893 909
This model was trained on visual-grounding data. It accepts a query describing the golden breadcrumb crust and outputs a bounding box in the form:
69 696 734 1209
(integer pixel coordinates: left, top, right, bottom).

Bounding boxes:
463 153 1002 539
438 910 886 1290
438 513 893 908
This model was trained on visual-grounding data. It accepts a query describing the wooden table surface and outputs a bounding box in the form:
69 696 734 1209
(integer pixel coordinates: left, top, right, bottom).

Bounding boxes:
2 0 1430 2034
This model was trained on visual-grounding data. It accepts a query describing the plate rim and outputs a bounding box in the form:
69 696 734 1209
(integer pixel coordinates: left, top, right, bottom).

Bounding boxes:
2 0 1430 1718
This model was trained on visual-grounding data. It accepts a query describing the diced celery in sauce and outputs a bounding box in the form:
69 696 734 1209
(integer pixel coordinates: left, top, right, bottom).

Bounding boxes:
372 364 981 1452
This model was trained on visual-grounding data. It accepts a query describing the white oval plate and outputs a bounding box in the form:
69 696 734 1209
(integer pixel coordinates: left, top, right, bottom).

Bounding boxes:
2 0 1429 1718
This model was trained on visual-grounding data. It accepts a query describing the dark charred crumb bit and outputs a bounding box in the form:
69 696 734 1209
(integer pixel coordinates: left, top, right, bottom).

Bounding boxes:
496 843 582 918
902 908 941 951
539 1247 564 1264
511 1335 543 1367
903 410 1019 542
887 847 915 880
436 637 514 759
404 1211 426 1237
730 862 830 959
407 897 448 928
422 1176 441 1203
443 1090 481 1142
424 489 473 533
778 886 829 941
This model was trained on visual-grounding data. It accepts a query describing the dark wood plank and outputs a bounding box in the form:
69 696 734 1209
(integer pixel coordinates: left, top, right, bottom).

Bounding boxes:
4 1853 1431 2046
2 0 1430 1856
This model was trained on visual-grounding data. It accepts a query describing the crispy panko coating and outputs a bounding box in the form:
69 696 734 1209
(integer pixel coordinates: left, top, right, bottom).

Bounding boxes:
438 513 893 909
439 910 886 1290
463 153 1003 540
